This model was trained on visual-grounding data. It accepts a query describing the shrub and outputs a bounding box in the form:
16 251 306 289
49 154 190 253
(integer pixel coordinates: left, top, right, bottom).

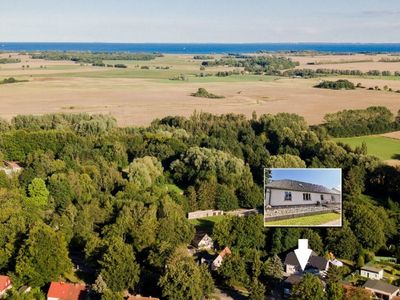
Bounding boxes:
191 88 224 99
315 79 355 90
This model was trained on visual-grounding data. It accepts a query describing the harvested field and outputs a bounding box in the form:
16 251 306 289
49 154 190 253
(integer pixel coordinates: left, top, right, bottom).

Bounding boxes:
1 53 400 127
289 53 400 72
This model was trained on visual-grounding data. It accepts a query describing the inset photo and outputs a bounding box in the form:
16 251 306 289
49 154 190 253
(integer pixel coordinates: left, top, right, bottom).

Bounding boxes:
264 168 342 227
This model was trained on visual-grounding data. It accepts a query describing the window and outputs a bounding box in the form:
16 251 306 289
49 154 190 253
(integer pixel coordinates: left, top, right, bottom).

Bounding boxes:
303 193 311 201
320 195 324 201
331 195 335 201
284 192 292 201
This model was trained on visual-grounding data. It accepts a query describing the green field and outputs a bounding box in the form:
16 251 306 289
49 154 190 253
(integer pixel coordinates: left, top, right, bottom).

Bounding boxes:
334 135 400 161
264 212 341 227
189 215 227 233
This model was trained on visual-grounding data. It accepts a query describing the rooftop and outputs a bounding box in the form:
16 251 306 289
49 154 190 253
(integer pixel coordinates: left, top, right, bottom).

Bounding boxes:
0 275 11 292
361 266 383 273
363 279 399 295
191 232 210 246
266 179 339 194
47 282 87 300
284 251 328 271
218 247 232 259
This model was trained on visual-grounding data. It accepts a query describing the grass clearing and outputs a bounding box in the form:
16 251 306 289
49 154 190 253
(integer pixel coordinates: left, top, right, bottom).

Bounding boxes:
264 212 341 227
189 215 227 233
334 135 400 161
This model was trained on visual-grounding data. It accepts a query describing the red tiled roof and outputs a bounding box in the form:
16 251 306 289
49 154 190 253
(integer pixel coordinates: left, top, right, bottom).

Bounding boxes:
47 282 86 300
0 275 11 292
219 247 232 258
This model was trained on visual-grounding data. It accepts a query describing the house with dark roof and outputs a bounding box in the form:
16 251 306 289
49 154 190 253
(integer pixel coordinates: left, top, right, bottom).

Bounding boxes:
47 282 87 300
363 279 399 300
191 232 214 250
360 266 384 280
265 179 341 207
284 251 330 276
0 275 12 298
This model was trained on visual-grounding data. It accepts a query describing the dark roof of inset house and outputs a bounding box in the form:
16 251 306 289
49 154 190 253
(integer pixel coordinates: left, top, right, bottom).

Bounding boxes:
361 266 383 273
266 179 339 194
191 232 210 247
284 251 327 271
363 279 400 294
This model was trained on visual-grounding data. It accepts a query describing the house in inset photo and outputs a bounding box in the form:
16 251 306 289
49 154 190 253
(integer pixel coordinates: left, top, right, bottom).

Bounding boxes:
264 168 342 227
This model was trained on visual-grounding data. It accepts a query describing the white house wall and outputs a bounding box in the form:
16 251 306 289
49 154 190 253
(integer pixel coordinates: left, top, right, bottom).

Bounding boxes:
267 189 339 206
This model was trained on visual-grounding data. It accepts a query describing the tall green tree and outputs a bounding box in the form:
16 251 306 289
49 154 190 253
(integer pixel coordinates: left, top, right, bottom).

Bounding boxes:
290 273 326 300
15 223 72 287
248 278 266 300
159 247 209 300
263 254 284 281
99 237 140 292
27 178 49 206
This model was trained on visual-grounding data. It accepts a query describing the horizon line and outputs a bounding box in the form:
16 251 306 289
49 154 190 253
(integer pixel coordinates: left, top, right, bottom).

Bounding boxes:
2 41 400 44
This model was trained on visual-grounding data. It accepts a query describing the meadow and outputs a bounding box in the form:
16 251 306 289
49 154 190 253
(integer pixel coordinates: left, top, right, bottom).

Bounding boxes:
334 134 400 163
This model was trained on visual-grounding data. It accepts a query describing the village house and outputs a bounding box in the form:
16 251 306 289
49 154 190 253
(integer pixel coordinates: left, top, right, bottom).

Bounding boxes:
363 279 400 300
211 247 231 271
360 266 384 280
265 179 341 208
284 251 330 276
0 161 23 176
191 232 214 250
47 282 87 300
0 275 12 298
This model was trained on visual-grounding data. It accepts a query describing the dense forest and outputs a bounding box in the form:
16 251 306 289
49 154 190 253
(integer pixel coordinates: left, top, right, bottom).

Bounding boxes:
283 68 400 78
201 56 299 75
319 106 400 137
0 111 399 299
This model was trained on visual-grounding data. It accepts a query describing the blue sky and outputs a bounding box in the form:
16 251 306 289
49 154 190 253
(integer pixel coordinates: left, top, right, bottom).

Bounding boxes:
270 169 342 190
1 0 399 42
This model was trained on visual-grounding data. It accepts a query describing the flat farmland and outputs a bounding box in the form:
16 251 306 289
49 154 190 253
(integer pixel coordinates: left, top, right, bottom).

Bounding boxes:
1 53 400 127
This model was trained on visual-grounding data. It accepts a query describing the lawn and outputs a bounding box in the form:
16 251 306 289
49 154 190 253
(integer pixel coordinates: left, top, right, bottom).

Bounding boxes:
189 215 227 233
264 212 341 227
334 135 400 161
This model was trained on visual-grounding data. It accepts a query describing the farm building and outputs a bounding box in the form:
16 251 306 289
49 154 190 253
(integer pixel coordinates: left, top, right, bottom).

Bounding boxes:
363 279 399 300
360 266 384 280
265 179 341 207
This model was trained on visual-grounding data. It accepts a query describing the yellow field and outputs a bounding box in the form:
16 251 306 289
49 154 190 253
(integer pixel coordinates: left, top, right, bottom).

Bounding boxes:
1 53 400 126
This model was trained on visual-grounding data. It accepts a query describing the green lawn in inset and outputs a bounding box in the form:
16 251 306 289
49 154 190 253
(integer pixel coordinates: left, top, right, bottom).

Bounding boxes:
264 212 341 227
